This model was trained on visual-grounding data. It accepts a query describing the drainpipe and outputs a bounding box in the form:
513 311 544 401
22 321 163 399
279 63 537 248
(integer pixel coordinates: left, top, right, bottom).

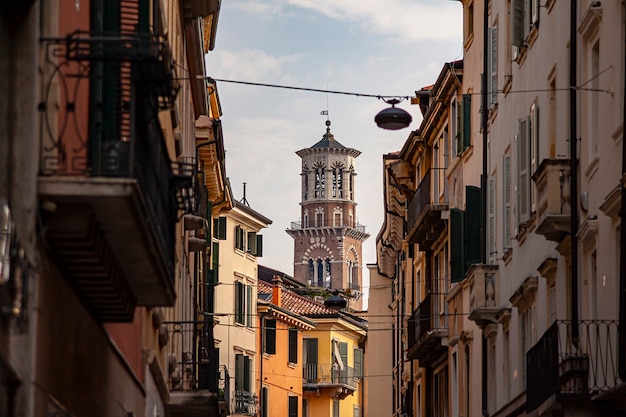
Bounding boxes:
570 0 580 347
481 0 489 416
619 2 626 379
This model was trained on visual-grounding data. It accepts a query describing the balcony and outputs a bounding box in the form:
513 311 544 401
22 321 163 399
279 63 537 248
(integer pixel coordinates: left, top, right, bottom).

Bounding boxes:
467 264 499 328
233 391 258 416
406 168 448 250
287 219 369 241
406 292 448 367
38 30 190 321
165 320 223 417
526 320 621 413
533 159 571 242
303 364 358 399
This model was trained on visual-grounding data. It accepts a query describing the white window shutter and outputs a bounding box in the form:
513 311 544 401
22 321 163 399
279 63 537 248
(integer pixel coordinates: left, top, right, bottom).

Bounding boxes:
488 175 496 264
518 117 530 223
503 154 512 249
490 26 498 106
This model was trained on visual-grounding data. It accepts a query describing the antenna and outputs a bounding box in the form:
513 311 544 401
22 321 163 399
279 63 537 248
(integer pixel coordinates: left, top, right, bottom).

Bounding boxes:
240 182 250 207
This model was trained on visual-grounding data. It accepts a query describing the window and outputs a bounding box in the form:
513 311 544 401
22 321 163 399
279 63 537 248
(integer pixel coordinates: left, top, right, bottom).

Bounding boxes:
234 225 263 256
529 102 539 212
433 366 449 417
450 186 482 282
517 116 530 225
353 406 360 417
264 319 276 354
332 400 340 417
288 396 298 417
213 216 227 239
288 328 298 363
302 399 309 417
303 338 318 382
520 303 536 389
315 167 325 198
235 353 252 392
303 172 309 200
465 1 474 42
353 347 363 378
235 225 246 251
235 281 254 327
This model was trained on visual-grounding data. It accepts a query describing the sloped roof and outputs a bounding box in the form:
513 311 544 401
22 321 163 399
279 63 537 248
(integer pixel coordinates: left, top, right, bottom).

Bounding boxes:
258 281 338 317
310 121 346 149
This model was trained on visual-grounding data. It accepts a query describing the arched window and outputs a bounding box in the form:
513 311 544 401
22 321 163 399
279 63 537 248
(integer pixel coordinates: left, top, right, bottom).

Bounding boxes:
309 259 314 285
303 210 309 228
325 257 332 287
303 172 309 200
317 259 324 287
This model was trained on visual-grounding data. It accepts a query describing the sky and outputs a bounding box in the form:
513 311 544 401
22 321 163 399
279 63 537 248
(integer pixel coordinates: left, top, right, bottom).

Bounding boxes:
205 0 463 298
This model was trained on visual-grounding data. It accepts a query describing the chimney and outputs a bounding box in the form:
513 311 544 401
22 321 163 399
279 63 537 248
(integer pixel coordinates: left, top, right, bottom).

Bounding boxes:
272 275 283 307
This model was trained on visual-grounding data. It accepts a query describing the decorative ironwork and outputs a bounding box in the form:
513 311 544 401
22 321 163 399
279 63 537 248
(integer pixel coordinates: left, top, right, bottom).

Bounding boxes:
165 320 220 393
527 320 621 412
303 363 358 389
172 157 200 214
0 200 29 331
233 391 258 416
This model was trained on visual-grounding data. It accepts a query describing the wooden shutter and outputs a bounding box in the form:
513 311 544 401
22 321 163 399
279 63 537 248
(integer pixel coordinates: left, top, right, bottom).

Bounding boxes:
235 225 242 250
255 235 263 257
462 94 471 151
513 0 524 47
503 154 512 248
288 329 298 363
530 105 539 213
465 186 482 271
339 342 348 368
450 208 465 282
488 177 496 264
518 117 530 223
353 348 363 378
235 281 243 324
261 387 269 417
489 26 498 106
235 353 244 390
211 242 219 283
247 231 256 254
246 285 252 327
214 217 227 240
456 99 462 156
243 356 251 392
305 338 318 364
265 319 276 354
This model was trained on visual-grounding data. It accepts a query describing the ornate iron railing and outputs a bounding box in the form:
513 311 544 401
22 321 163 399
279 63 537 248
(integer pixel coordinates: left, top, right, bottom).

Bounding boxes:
165 320 220 393
407 168 448 228
526 320 621 412
233 390 258 416
303 363 357 389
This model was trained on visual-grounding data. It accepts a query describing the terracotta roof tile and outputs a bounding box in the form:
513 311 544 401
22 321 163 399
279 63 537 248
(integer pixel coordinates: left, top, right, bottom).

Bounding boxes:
258 281 337 317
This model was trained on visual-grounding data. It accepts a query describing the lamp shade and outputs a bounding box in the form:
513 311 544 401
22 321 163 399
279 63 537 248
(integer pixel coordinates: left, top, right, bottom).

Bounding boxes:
375 104 412 130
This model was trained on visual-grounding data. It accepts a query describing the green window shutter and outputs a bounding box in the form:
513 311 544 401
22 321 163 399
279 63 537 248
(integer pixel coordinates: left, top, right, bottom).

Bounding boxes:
339 342 348 367
333 400 340 417
503 154 512 249
518 117 530 223
462 94 471 151
211 242 219 283
488 177 496 265
246 285 253 327
235 225 242 250
288 329 298 363
243 356 251 392
235 353 244 390
255 235 263 257
465 186 482 272
265 319 276 354
235 282 243 324
214 217 227 240
456 100 463 156
513 0 525 46
261 387 269 417
305 338 318 364
353 348 363 378
450 208 465 282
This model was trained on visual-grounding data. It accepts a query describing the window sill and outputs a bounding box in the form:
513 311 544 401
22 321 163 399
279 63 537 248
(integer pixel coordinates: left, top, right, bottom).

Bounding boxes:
288 362 297 369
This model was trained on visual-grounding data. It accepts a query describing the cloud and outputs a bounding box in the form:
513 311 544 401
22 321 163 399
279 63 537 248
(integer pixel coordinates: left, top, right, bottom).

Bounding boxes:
230 0 462 43
207 48 304 83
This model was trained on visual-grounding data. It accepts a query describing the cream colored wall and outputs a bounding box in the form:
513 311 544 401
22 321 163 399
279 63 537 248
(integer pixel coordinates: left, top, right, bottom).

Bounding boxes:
214 205 269 401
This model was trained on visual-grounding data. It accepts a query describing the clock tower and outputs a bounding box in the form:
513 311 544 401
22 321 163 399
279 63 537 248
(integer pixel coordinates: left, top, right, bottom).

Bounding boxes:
286 120 369 310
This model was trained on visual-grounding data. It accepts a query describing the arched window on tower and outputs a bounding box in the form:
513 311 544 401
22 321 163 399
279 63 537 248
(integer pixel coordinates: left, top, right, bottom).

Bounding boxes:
325 257 332 288
309 259 314 285
349 172 354 200
347 259 354 290
317 259 324 287
315 208 324 227
303 210 309 228
303 171 309 200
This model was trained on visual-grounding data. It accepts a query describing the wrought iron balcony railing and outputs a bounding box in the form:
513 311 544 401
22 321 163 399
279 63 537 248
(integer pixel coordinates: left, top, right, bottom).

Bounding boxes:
526 320 621 412
165 320 220 393
406 168 448 249
407 289 449 366
233 390 258 416
303 363 358 390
